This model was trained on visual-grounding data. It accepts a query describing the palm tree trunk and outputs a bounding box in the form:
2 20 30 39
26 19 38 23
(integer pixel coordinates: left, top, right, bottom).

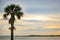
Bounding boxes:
11 26 14 40
10 14 15 40
11 20 14 40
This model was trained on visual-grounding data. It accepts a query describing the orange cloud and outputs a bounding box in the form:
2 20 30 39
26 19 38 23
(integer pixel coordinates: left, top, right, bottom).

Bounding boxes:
44 25 60 29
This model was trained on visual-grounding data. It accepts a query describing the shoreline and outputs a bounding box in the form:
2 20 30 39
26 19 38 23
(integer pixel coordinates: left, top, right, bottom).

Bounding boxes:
0 35 60 37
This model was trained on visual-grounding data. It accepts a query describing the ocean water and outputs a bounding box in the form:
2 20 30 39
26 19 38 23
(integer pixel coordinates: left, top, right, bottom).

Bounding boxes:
0 36 60 40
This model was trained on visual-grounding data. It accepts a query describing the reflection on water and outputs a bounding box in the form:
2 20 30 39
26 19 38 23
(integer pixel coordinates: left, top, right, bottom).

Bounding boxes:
0 36 60 40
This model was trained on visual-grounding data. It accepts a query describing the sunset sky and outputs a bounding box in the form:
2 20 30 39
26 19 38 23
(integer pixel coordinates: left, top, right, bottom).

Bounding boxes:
0 0 60 36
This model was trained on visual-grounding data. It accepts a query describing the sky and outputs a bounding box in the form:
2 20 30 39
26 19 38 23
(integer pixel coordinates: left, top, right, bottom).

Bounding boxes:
0 0 60 36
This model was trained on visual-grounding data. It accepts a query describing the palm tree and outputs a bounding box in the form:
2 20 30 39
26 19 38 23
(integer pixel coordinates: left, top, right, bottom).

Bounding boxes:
3 4 24 40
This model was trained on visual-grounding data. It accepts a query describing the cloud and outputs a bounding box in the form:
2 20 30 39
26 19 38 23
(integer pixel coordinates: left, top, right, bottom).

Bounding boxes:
44 25 60 29
21 13 57 21
0 0 60 35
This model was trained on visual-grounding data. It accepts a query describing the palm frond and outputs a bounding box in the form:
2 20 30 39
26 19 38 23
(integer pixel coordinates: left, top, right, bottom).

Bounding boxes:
4 4 24 20
9 4 15 11
3 14 7 19
16 12 23 19
5 5 10 13
3 13 9 19
14 5 21 12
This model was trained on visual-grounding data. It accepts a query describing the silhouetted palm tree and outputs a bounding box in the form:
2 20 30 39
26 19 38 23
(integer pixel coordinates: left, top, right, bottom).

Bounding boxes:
3 4 24 40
